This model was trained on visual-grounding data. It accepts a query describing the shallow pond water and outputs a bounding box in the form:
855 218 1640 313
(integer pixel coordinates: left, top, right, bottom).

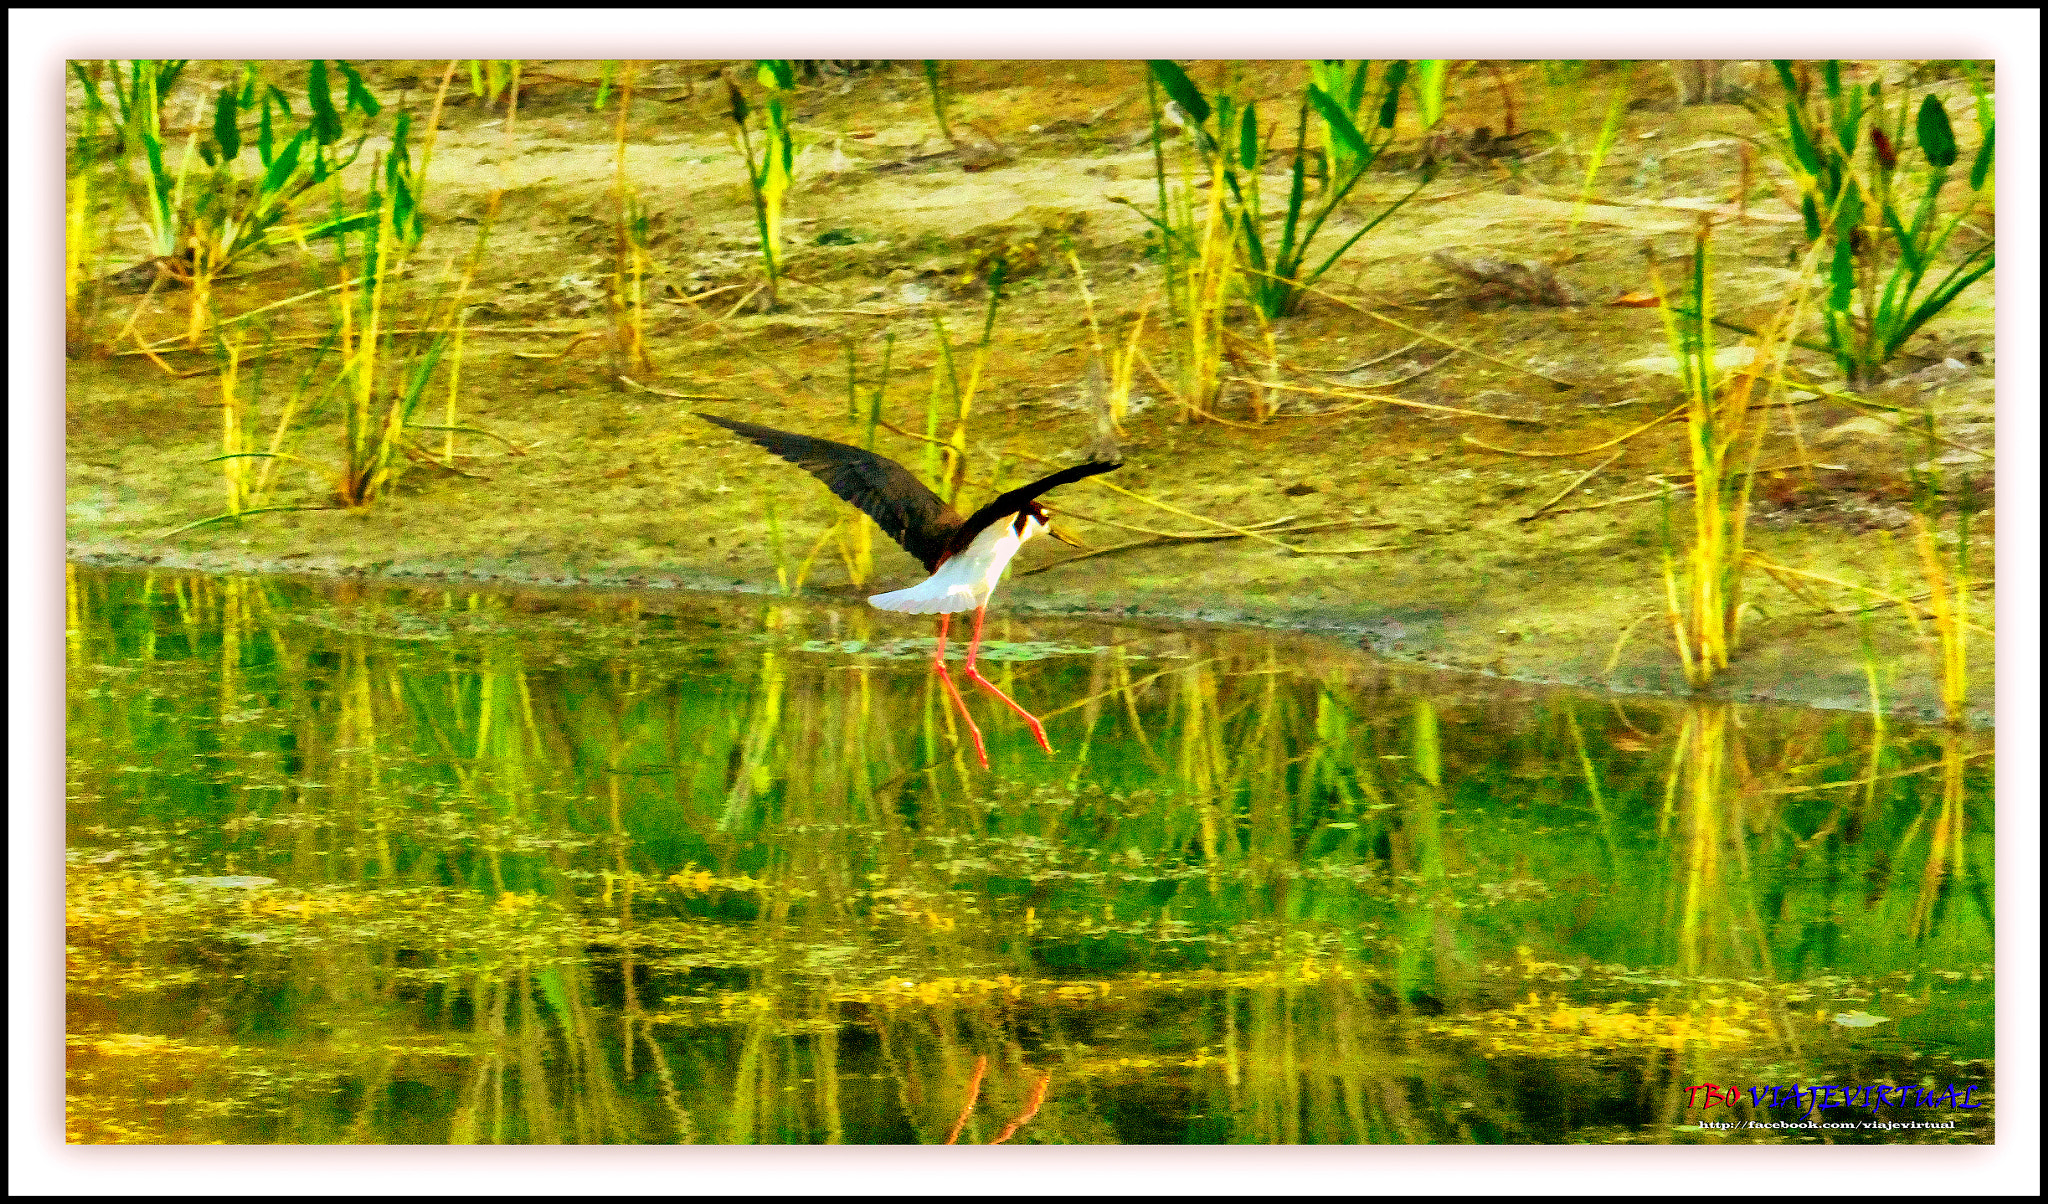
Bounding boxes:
64 566 1994 1145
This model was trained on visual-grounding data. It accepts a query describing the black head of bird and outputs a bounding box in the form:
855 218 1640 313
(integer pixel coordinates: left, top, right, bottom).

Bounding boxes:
698 413 1121 767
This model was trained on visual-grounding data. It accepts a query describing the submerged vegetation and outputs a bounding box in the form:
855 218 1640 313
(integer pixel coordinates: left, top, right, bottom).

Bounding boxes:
65 568 1993 1144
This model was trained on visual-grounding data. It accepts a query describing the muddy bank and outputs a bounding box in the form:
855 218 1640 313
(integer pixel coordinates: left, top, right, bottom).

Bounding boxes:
65 60 1994 724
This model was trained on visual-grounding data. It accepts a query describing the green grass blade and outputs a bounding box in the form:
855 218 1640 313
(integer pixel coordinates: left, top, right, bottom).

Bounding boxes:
259 128 307 197
162 505 331 539
212 86 242 161
1568 75 1631 243
156 60 188 99
1301 176 1429 285
1783 101 1822 177
307 60 340 145
1969 125 1994 191
1377 61 1409 129
1882 201 1925 277
1887 249 1993 359
1306 84 1365 162
1916 94 1957 168
1826 236 1855 316
1772 60 1800 98
396 335 451 421
335 60 382 118
1147 60 1210 126
1411 60 1446 129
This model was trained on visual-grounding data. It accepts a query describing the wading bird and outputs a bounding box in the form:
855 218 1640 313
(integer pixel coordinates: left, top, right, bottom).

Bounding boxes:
699 414 1121 767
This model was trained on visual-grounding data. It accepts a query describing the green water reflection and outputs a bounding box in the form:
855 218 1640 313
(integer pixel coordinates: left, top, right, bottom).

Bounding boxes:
65 566 1994 1144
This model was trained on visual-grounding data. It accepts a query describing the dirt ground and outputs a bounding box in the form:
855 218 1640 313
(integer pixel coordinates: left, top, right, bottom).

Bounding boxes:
64 60 1996 722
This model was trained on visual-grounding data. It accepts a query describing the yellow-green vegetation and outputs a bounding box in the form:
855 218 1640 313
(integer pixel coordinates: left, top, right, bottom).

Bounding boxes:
70 60 388 349
1430 991 1767 1057
601 61 657 382
63 567 1993 1144
66 60 1995 721
1644 225 1789 686
1755 61 1995 387
726 61 798 312
59 59 2002 1151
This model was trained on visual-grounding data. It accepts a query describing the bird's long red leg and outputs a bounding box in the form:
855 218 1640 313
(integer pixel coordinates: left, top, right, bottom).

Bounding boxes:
962 605 1055 755
931 613 989 768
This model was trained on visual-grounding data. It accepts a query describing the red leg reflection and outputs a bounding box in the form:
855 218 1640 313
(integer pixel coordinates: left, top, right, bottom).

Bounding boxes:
931 612 988 768
961 605 1054 755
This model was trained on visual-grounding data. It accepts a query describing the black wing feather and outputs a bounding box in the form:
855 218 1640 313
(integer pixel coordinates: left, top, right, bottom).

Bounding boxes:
698 414 962 570
957 460 1122 544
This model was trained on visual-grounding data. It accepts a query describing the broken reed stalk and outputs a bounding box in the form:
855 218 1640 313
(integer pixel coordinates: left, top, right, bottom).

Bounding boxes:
217 334 247 515
1464 402 1687 458
1019 516 1384 576
1764 749 1992 795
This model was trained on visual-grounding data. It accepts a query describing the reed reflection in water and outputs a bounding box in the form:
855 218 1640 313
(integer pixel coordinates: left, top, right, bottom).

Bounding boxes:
64 567 1995 1144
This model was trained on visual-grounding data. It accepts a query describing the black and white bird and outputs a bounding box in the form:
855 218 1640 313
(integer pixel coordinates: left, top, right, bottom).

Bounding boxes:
699 413 1121 767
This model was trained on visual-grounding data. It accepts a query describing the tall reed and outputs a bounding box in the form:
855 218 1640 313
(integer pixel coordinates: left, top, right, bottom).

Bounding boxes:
1133 65 1233 421
1906 423 1979 726
601 61 655 383
1564 64 1634 248
65 62 114 350
1068 247 1146 436
1149 60 1425 323
170 66 468 538
922 60 955 144
330 114 437 506
727 61 797 312
74 59 190 270
1648 223 1787 686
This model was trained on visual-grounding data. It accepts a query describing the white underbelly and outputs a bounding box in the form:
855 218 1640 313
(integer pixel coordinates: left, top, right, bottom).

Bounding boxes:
868 521 1029 614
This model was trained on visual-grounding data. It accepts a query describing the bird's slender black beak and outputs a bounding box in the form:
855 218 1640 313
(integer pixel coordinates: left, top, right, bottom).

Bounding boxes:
1049 525 1086 550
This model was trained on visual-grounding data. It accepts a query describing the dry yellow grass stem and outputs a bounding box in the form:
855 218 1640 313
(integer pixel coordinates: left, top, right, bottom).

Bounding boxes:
1232 378 1545 425
1465 402 1686 458
1519 450 1626 522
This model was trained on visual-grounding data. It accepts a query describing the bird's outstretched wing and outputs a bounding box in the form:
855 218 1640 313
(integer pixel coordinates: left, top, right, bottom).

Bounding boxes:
958 460 1122 542
698 414 963 570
